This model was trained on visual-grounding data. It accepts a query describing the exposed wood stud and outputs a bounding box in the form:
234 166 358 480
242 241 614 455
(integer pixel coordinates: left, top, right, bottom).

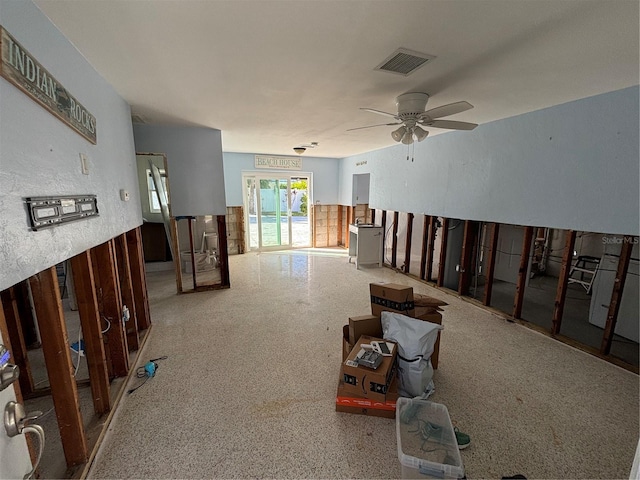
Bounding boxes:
426 216 437 282
170 217 183 294
601 236 635 354
126 227 151 331
458 221 477 295
70 251 111 415
404 213 414 273
345 206 353 249
513 226 534 319
114 234 139 351
551 230 576 334
187 218 197 289
420 215 430 280
337 206 343 246
371 209 376 225
91 241 129 377
381 210 387 259
217 215 231 287
483 223 500 306
391 211 399 268
29 267 88 467
437 218 449 287
0 287 35 396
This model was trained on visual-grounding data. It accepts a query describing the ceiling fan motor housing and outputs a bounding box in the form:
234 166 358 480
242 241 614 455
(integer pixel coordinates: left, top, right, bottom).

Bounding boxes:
396 92 429 116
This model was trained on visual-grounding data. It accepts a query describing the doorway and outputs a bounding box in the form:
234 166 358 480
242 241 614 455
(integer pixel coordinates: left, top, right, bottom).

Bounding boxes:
243 173 312 251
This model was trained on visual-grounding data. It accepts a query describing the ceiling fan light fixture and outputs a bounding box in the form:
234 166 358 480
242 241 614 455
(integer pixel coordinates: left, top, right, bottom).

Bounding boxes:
401 131 414 145
293 147 306 155
391 126 406 142
414 126 428 142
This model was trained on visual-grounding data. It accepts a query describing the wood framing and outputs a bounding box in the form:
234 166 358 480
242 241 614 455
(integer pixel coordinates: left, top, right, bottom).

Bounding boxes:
458 221 477 295
404 213 414 273
337 205 343 246
371 209 376 225
483 223 500 306
345 206 353 249
420 215 430 280
91 240 129 377
187 218 197 288
600 236 635 354
216 215 231 287
551 230 577 334
0 287 34 396
437 218 449 287
512 226 534 319
70 250 111 415
170 217 183 293
426 216 437 282
126 227 151 331
29 266 88 467
114 234 139 351
391 211 399 268
381 210 387 249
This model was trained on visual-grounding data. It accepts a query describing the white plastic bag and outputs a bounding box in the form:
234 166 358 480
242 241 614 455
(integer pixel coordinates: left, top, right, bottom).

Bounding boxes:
381 311 443 398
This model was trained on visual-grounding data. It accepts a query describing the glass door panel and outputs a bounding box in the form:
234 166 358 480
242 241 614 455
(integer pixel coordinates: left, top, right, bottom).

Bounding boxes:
259 178 291 248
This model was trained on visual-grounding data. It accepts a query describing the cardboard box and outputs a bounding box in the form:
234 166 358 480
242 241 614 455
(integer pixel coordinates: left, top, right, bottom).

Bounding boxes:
414 293 448 308
370 283 415 317
342 325 353 362
341 335 397 402
348 314 382 344
414 308 443 369
335 375 399 419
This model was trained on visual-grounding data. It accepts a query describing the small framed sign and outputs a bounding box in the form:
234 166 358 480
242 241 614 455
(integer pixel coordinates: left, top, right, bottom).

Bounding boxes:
255 155 302 170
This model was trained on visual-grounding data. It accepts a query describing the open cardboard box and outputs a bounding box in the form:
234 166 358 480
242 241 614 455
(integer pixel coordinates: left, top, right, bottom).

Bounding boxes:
341 335 397 402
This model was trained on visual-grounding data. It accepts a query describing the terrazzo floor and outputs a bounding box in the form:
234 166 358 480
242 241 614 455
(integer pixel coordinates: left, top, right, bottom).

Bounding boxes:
88 249 639 479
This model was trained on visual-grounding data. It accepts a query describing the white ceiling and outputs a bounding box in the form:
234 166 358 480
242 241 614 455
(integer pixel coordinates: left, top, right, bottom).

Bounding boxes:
34 0 639 158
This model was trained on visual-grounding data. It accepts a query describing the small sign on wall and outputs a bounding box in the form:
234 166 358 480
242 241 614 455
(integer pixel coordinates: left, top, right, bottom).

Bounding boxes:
0 26 97 144
255 155 302 170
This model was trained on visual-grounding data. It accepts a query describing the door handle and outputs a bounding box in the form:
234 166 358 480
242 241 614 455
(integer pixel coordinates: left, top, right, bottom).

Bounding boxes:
4 401 45 480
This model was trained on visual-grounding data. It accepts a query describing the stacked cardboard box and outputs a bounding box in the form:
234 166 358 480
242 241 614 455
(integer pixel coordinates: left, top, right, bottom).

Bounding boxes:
336 283 448 418
336 334 400 418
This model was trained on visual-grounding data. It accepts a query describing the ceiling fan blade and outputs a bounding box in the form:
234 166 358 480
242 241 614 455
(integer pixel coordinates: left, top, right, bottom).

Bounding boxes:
423 119 478 130
361 108 399 119
347 122 402 132
421 101 474 120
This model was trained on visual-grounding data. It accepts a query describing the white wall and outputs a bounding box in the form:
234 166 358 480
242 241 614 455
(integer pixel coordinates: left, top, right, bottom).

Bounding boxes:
338 87 639 235
0 0 141 292
133 125 226 217
223 152 339 206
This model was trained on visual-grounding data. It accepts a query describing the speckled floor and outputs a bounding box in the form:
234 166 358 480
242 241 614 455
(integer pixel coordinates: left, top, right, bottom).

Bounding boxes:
88 249 639 479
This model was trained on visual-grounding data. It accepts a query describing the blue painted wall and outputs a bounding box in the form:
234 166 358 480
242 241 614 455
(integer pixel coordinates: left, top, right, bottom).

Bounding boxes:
0 0 141 291
223 152 339 206
338 87 639 235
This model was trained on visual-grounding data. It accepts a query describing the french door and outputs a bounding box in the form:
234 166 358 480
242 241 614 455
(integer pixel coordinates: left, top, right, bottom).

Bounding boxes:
243 173 311 251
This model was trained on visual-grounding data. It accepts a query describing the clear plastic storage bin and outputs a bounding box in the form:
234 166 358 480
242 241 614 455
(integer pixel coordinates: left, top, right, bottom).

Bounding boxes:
396 397 465 479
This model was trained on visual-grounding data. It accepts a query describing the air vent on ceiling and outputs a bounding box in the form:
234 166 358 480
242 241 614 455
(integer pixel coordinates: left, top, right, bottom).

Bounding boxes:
131 113 146 124
375 48 436 76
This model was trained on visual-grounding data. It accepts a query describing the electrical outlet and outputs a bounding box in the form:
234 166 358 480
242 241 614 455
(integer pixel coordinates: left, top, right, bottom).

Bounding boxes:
120 189 130 201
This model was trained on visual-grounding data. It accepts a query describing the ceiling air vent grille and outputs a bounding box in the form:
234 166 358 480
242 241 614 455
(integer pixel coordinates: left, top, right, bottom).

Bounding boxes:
375 48 436 76
131 113 146 124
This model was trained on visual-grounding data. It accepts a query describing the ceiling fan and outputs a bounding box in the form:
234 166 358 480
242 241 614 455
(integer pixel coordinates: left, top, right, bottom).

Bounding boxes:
348 93 478 144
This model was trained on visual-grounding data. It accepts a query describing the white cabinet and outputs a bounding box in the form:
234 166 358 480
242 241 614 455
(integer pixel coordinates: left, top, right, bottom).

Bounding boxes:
348 224 383 269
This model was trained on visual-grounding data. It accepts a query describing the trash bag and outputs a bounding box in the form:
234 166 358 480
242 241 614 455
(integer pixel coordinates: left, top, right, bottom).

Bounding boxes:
381 311 443 398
